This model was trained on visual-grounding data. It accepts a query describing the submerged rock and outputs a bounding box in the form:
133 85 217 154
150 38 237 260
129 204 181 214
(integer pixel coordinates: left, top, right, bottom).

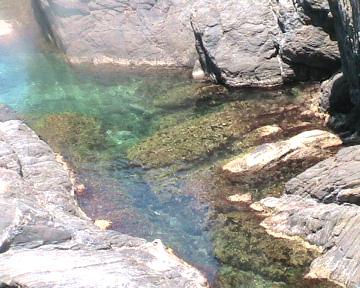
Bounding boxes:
222 130 342 183
212 211 321 287
250 125 283 139
0 111 208 287
128 89 328 168
255 145 360 287
33 112 104 162
256 195 360 287
226 193 253 204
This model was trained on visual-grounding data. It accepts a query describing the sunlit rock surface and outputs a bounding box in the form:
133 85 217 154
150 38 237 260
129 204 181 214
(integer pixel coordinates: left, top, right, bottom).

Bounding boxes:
34 0 339 87
255 145 360 287
222 130 342 182
0 107 208 288
0 20 12 36
286 145 360 204
33 0 197 67
190 0 340 87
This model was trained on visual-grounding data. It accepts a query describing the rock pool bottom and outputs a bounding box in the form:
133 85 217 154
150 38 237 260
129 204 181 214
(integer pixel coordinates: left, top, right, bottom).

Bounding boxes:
0 37 338 288
14 77 340 287
0 0 342 286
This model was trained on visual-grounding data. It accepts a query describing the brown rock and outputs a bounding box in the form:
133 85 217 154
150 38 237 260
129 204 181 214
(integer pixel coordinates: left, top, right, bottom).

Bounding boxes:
222 130 342 183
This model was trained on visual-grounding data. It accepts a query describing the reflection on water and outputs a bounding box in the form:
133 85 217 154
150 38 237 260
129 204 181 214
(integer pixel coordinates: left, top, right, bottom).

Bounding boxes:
0 1 340 287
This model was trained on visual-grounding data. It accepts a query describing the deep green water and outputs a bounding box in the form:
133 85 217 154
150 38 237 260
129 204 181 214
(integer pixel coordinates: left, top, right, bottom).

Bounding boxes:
0 2 340 288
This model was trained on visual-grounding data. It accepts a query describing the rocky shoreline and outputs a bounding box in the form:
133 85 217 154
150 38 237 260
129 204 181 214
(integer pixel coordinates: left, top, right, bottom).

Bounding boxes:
34 0 340 87
0 106 208 288
1 0 360 287
252 145 360 287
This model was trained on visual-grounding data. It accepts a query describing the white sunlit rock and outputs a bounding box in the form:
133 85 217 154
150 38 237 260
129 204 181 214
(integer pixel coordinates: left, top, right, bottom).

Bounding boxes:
0 20 13 37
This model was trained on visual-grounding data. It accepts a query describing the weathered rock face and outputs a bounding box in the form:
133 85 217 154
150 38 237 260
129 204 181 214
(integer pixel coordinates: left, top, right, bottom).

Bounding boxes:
254 145 360 287
33 0 197 67
328 0 360 107
190 0 289 87
320 72 351 113
256 195 360 287
286 145 360 204
191 0 340 87
222 130 342 183
295 0 334 32
0 108 208 288
33 0 340 87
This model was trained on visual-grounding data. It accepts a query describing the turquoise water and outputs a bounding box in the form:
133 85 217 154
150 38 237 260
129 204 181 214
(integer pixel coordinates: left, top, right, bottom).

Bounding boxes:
0 2 340 287
0 22 218 274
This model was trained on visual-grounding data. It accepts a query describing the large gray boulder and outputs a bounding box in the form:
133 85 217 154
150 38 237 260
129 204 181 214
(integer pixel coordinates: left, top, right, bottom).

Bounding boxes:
0 111 208 287
191 0 340 87
34 0 197 67
328 0 360 107
190 0 290 87
319 72 351 113
33 0 341 87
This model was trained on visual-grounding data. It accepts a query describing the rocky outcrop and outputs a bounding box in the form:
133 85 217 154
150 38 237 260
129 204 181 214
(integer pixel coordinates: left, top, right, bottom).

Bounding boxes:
33 0 197 66
222 130 342 183
191 0 340 87
33 0 340 87
190 0 290 87
328 0 360 107
255 195 360 287
253 145 360 287
319 72 351 113
0 108 207 288
286 145 360 204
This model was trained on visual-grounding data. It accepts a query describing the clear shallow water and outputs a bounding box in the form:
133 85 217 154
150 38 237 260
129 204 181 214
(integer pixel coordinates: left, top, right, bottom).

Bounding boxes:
0 2 340 287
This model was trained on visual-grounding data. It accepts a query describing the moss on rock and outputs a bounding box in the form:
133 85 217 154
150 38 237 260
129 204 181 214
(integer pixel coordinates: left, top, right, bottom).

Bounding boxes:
153 83 227 109
212 211 330 287
33 112 104 162
127 95 325 168
127 108 237 167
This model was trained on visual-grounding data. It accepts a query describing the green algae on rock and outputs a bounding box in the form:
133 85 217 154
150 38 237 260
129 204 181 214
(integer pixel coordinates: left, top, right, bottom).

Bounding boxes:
127 95 324 168
212 211 330 288
126 101 274 168
127 107 238 167
153 83 228 109
33 112 105 162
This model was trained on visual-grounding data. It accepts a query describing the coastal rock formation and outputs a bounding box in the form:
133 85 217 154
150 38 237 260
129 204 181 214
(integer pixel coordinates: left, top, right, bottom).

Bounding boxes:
0 108 207 288
286 145 360 204
328 0 360 107
33 0 196 66
33 0 340 87
222 130 342 183
189 0 339 87
254 145 360 287
320 72 351 113
190 0 290 87
317 1 360 135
